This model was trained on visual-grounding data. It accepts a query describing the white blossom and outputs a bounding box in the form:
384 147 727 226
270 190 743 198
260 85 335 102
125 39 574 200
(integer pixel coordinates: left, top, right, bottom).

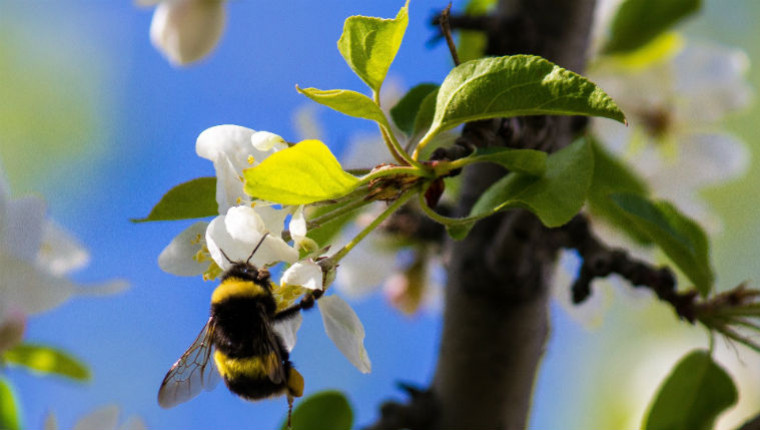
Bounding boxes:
205 205 298 270
144 0 226 66
0 167 127 324
196 125 286 215
45 405 145 430
281 259 323 291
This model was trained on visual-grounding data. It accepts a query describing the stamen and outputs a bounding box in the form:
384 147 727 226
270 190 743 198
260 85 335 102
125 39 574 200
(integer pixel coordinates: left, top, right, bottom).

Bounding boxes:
247 155 256 165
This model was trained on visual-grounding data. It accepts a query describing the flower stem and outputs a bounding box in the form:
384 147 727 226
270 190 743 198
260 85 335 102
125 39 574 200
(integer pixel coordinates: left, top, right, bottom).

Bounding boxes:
359 165 432 185
328 190 416 264
307 197 372 229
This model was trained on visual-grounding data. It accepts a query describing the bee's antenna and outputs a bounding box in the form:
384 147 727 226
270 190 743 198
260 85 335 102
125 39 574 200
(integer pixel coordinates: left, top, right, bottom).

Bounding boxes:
219 248 234 264
246 232 270 265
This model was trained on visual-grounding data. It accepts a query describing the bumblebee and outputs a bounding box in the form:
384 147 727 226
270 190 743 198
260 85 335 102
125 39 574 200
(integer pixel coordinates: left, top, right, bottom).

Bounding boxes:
157 236 322 412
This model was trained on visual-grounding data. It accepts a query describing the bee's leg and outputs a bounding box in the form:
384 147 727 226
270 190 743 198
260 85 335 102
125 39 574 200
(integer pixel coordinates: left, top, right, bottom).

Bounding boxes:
256 268 270 283
274 290 324 321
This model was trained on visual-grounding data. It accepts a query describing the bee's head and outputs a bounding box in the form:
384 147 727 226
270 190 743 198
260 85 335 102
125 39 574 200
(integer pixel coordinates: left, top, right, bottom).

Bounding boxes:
221 261 271 286
217 233 272 285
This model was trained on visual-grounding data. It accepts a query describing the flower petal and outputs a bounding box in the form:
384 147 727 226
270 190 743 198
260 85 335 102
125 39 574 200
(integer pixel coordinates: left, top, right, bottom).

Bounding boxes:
149 0 225 66
335 233 396 297
37 221 90 276
273 312 302 353
196 125 255 170
44 412 58 430
251 131 287 152
289 206 307 245
158 221 210 276
3 196 46 263
281 260 323 290
206 207 297 269
73 405 120 430
254 205 289 236
119 416 147 430
318 295 371 373
75 280 130 297
0 250 76 316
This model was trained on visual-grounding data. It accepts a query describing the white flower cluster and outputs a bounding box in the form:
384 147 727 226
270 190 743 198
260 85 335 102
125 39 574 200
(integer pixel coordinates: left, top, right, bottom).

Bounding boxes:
0 166 127 353
158 125 371 373
591 40 752 232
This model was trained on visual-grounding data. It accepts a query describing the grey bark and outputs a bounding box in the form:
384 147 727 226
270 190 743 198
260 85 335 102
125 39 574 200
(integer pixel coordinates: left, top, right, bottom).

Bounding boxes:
430 1 597 429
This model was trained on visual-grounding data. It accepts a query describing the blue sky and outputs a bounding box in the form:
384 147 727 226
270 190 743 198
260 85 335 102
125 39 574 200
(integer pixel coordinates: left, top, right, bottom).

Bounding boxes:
2 0 759 429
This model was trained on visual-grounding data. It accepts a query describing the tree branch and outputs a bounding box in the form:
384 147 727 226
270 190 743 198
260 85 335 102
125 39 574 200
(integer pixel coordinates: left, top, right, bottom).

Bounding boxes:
430 2 597 428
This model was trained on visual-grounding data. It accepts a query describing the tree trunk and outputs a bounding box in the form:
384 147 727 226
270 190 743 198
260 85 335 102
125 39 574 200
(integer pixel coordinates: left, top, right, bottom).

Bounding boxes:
431 1 597 428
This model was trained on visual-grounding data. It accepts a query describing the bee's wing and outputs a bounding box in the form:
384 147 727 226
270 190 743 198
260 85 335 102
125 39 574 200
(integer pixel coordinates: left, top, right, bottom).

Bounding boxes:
262 318 288 385
157 317 220 408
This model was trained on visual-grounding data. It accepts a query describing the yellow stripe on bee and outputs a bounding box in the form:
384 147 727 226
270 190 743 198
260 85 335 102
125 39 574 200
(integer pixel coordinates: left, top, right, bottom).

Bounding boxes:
211 278 267 304
214 350 279 380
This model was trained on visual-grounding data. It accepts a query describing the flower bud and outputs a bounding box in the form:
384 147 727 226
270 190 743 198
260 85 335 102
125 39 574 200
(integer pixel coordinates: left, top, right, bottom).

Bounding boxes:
150 0 225 66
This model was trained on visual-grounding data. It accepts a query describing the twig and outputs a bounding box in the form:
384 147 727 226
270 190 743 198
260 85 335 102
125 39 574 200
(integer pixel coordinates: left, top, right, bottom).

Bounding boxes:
435 3 460 66
556 215 698 322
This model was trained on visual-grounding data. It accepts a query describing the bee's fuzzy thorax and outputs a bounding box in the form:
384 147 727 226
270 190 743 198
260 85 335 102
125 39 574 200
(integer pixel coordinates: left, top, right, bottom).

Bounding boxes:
211 277 268 305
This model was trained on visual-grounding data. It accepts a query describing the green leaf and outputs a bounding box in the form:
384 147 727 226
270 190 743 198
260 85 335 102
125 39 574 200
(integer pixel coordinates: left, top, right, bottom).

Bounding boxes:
337 1 409 92
296 86 389 127
604 0 701 54
132 177 217 222
243 140 360 205
4 343 90 381
0 377 20 430
644 350 737 430
280 390 353 430
420 55 626 144
390 83 439 135
448 138 593 239
466 147 547 177
412 87 439 137
587 140 652 244
611 193 713 296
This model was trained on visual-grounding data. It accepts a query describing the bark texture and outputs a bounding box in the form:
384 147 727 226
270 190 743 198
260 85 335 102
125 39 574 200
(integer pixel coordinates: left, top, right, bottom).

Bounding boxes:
431 1 597 428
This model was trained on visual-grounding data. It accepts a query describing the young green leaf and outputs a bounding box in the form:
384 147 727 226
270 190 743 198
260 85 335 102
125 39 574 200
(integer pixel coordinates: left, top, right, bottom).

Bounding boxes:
644 350 737 430
390 83 439 135
604 0 701 54
280 390 353 430
447 138 593 239
465 147 547 177
0 378 20 430
337 1 409 92
132 177 217 223
587 140 652 244
4 343 90 381
611 193 713 296
419 55 626 146
243 140 360 205
296 86 389 127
